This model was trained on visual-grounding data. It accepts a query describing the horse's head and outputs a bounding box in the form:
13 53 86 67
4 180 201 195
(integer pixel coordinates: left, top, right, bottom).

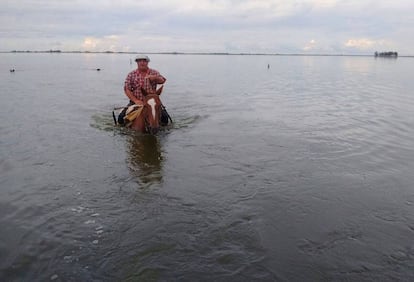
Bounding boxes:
142 86 163 134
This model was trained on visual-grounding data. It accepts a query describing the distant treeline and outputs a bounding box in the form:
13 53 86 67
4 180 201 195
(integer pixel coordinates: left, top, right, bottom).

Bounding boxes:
5 50 408 57
11 50 62 53
375 51 398 57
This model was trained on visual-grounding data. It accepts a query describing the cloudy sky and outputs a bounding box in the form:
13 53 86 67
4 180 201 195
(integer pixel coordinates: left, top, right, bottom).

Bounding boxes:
1 0 413 55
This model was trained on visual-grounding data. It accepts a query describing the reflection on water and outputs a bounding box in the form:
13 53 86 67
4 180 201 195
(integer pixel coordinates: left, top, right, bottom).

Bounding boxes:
125 134 163 186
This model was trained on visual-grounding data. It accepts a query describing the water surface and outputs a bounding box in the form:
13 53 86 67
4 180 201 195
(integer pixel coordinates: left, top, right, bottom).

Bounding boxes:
1 53 414 281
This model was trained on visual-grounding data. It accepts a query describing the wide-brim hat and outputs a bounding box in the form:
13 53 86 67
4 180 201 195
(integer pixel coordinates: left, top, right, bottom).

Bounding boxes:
135 55 150 62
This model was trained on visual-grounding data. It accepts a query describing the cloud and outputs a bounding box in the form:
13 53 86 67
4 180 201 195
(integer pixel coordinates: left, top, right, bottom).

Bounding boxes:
303 39 317 51
310 0 338 9
344 38 387 50
345 39 376 49
82 38 99 50
81 35 122 52
1 0 414 54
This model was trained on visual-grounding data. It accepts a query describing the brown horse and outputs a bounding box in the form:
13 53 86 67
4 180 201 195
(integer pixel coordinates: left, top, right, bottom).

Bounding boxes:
128 86 164 134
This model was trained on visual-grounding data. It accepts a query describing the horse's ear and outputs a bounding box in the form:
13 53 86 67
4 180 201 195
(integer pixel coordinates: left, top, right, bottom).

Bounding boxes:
141 87 148 96
156 85 163 96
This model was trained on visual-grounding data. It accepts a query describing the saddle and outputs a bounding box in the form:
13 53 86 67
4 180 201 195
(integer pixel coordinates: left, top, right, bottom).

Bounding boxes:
124 105 143 123
114 103 172 127
116 104 142 127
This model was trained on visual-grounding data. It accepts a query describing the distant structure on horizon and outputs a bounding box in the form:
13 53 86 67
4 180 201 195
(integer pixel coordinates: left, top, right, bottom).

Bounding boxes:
375 51 398 57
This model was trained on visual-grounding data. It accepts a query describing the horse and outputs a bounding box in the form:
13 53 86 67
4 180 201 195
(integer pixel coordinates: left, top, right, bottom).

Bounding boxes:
126 86 164 134
113 85 172 134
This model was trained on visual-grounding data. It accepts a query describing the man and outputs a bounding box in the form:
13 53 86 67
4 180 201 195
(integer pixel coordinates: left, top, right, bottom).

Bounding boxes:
124 55 166 105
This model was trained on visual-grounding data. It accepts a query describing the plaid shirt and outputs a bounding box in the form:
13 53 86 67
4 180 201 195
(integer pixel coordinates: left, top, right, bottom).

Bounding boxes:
124 68 165 101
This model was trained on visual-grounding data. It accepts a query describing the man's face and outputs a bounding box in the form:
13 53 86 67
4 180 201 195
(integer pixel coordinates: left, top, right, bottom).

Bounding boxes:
137 59 149 71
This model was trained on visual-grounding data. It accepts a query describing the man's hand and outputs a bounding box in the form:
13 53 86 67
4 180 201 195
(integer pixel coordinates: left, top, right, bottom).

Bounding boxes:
146 75 159 82
146 75 166 84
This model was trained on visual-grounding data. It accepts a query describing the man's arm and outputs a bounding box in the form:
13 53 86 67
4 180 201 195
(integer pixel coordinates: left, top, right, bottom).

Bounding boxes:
124 86 143 105
147 71 166 84
152 75 166 84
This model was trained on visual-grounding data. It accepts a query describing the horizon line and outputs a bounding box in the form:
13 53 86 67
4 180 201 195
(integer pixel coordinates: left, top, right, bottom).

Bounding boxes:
1 50 412 57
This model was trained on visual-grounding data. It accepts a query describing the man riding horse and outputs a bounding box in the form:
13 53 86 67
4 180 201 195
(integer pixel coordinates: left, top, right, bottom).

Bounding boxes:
124 55 166 106
117 55 171 132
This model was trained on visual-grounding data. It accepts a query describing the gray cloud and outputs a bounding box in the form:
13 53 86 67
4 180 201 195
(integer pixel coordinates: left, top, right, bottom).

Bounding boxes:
1 0 413 55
